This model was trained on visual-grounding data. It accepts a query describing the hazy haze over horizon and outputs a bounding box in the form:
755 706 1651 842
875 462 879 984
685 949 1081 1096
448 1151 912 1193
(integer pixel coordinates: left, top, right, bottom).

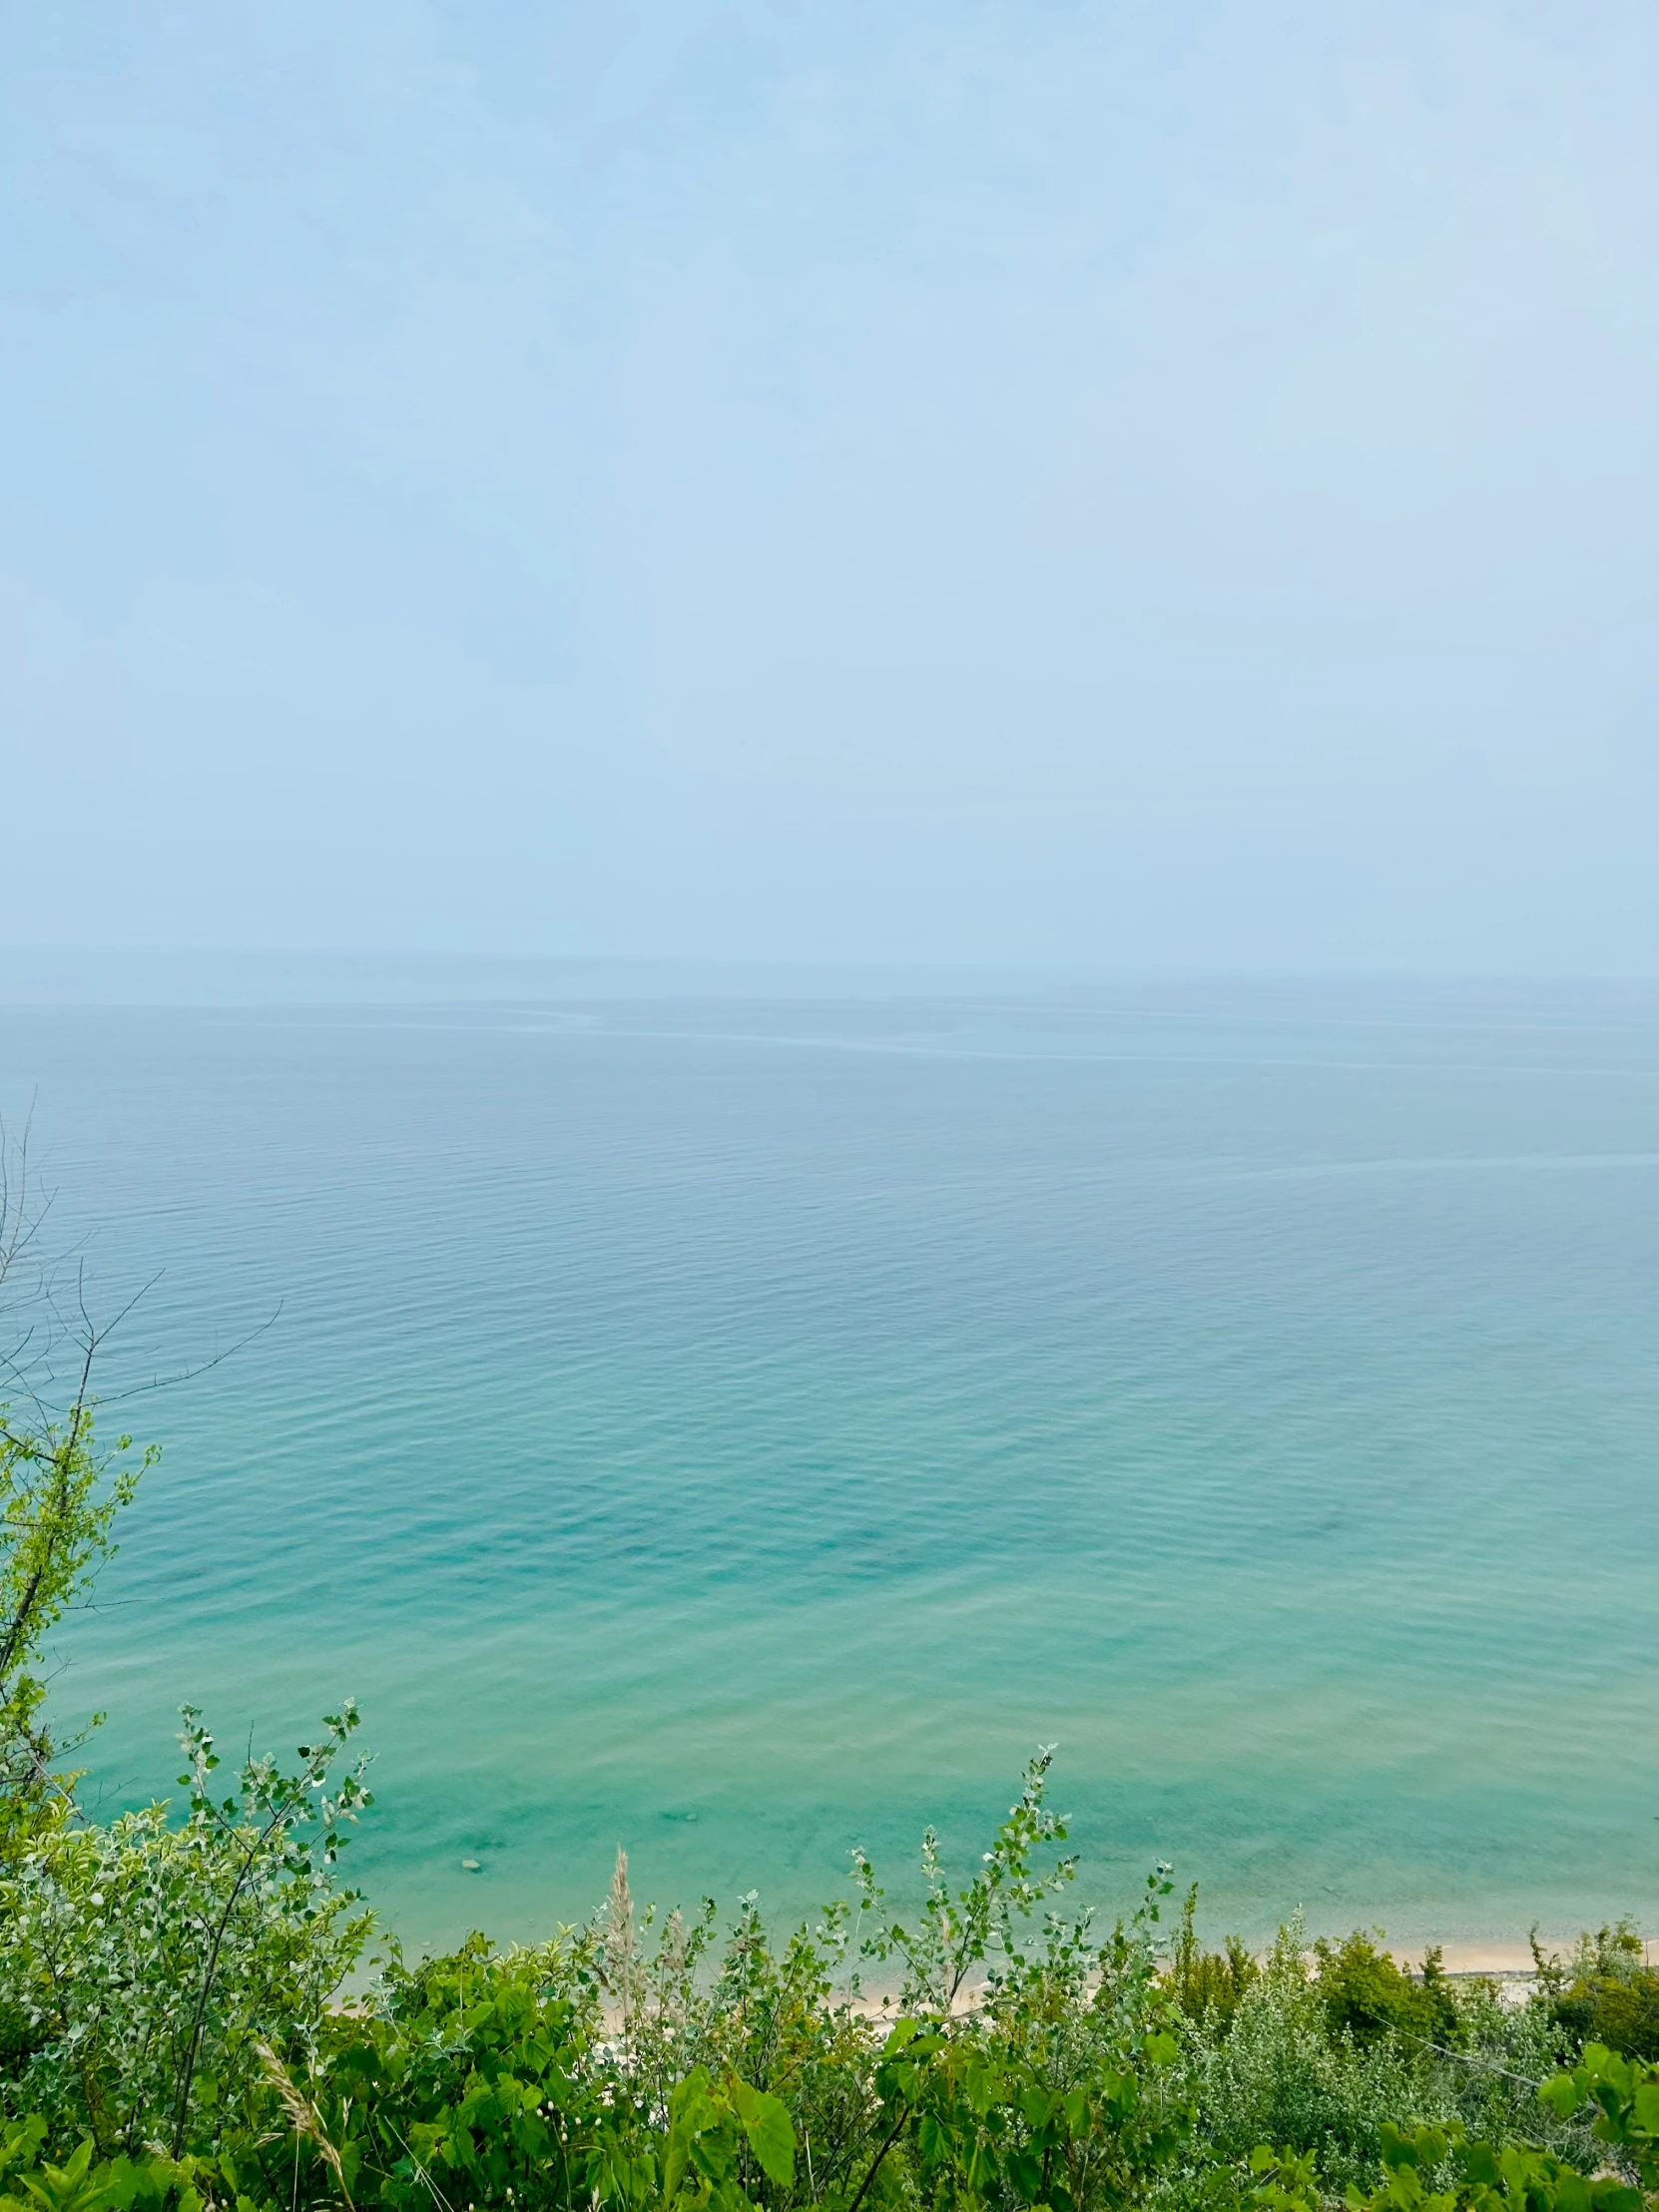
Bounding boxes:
4 3 1657 973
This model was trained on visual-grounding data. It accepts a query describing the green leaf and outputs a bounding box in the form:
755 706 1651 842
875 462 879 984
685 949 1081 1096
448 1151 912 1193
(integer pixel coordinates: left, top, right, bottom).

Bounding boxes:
732 2082 795 2190
1590 2190 1641 2212
1540 2075 1584 2118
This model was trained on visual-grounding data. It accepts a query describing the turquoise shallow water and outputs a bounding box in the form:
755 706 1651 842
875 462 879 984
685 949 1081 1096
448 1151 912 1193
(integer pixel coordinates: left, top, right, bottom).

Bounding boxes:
2 976 1656 1953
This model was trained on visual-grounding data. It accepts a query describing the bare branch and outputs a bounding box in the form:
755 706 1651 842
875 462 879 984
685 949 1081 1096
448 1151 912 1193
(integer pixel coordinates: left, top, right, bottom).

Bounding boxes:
96 1302 283 1406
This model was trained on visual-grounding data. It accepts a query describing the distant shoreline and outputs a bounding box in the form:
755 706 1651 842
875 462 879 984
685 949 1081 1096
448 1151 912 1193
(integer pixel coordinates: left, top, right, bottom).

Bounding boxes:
1401 1936 1655 1978
1414 1940 1549 1978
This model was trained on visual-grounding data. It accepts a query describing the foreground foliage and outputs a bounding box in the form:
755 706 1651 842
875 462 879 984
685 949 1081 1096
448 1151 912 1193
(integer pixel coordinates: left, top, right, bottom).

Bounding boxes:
4 1730 1657 2212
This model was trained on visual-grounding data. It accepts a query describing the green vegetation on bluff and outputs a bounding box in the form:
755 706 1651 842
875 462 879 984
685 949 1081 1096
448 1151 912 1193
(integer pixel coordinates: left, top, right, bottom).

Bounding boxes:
5 1179 1659 2212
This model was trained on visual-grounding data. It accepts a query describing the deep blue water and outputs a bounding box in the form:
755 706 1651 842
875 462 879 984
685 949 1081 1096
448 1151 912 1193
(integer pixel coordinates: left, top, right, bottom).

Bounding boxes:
2 976 1656 1952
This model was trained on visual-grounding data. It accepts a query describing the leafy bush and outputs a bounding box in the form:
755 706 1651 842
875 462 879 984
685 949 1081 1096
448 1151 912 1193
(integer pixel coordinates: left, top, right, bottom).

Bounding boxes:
0 1707 370 2160
1170 1888 1259 2034
1177 1914 1436 2192
1310 1935 1459 2054
1538 1929 1659 2063
0 1397 154 1870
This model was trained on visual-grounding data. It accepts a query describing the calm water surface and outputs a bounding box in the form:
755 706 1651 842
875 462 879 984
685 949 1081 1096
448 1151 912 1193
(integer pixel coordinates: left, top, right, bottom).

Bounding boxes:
2 977 1655 1951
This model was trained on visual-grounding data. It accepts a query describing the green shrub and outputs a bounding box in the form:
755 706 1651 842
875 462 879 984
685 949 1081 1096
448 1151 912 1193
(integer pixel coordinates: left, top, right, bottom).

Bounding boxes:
1169 1888 1259 2034
1311 1932 1460 2052
1176 1914 1443 2192
0 1707 371 2160
1539 1927 1659 2062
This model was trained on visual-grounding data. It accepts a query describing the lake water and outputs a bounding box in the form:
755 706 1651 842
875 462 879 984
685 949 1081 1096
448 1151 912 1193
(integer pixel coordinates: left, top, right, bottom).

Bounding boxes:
3 974 1656 1956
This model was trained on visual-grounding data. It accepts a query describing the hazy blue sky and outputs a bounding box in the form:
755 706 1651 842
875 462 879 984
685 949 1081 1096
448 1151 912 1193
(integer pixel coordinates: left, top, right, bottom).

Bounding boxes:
4 2 1656 970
